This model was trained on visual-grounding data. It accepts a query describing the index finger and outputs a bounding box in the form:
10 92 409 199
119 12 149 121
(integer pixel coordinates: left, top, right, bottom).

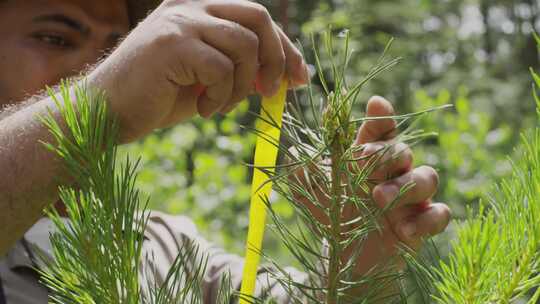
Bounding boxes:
205 0 285 97
355 96 397 144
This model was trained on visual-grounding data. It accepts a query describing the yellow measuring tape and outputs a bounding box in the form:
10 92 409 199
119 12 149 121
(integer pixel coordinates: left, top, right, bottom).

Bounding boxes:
239 80 288 303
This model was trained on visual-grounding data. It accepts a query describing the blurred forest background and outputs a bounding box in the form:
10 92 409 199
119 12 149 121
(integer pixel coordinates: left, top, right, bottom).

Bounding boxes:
122 0 540 262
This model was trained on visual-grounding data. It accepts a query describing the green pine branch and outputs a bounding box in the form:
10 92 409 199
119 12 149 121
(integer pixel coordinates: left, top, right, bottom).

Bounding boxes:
430 36 540 304
38 81 233 304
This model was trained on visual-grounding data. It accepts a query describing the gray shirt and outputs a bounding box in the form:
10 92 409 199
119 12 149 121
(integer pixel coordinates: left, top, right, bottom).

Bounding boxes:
0 211 306 303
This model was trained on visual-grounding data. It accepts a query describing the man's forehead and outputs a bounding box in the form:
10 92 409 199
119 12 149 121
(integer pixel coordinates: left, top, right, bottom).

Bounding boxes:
21 0 130 31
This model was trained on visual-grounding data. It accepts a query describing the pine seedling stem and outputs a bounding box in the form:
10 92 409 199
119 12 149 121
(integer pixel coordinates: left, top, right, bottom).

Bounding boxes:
327 139 345 304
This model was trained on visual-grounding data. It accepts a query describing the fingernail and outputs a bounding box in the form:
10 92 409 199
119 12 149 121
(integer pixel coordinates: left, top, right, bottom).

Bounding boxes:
381 184 399 205
401 222 416 238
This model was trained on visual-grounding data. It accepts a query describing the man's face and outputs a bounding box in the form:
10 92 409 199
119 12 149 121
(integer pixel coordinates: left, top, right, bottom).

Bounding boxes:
0 0 130 106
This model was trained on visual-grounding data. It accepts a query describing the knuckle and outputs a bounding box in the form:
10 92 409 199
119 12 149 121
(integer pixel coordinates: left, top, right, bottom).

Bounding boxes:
245 31 260 51
395 143 413 163
218 58 234 75
155 12 195 41
287 48 304 69
393 142 409 155
154 28 182 49
230 25 259 55
206 57 233 80
215 22 259 60
153 18 194 50
250 3 272 24
364 119 394 141
215 21 232 34
361 142 384 158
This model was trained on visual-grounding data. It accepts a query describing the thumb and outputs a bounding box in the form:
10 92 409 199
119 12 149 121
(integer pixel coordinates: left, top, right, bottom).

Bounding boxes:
355 96 397 145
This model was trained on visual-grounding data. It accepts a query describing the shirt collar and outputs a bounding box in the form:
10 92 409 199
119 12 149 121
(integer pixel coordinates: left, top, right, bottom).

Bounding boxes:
4 216 149 270
5 218 61 270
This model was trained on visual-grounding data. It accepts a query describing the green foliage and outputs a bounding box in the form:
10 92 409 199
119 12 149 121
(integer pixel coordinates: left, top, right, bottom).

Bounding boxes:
40 82 144 304
39 81 233 304
297 0 538 122
413 88 515 217
429 41 540 304
432 116 540 303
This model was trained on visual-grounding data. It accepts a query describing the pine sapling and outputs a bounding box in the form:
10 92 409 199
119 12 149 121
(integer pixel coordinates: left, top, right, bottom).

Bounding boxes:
39 81 233 304
430 36 540 304
255 30 448 303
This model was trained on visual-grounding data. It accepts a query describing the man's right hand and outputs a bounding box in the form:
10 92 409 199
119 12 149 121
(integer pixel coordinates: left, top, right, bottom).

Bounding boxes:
88 0 308 143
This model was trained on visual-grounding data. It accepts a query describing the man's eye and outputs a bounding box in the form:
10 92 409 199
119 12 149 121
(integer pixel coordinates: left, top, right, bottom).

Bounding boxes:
33 33 72 48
